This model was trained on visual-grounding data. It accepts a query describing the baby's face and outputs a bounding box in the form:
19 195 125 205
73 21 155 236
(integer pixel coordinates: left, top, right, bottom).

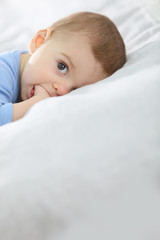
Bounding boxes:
20 33 105 100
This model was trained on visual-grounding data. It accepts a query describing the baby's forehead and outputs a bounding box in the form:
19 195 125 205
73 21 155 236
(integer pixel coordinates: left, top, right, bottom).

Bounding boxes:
48 31 92 55
51 29 90 43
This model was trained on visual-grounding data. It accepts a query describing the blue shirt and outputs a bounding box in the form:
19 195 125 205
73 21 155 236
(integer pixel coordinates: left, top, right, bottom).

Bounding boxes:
0 49 27 126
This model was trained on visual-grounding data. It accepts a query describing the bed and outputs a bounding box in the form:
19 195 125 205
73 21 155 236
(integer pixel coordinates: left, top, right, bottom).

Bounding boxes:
0 0 160 239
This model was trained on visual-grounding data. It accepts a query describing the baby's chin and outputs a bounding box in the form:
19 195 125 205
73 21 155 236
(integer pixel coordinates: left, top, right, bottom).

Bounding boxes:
21 85 36 101
20 88 29 101
21 94 26 101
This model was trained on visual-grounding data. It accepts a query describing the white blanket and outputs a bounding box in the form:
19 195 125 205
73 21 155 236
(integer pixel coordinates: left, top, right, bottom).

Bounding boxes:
0 0 160 239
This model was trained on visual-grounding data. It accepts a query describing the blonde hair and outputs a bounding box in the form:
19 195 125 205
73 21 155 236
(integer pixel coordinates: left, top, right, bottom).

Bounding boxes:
49 12 126 76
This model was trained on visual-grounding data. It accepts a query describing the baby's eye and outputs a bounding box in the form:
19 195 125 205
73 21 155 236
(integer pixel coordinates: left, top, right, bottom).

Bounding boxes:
57 62 68 75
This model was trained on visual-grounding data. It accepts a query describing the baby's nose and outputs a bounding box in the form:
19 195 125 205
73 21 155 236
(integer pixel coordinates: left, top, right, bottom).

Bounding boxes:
52 84 71 96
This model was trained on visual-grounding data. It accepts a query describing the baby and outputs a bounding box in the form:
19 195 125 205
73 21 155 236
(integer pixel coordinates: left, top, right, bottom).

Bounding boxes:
0 11 126 126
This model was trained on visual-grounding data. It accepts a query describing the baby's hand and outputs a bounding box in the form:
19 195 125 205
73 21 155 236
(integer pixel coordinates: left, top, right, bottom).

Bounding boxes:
34 85 51 100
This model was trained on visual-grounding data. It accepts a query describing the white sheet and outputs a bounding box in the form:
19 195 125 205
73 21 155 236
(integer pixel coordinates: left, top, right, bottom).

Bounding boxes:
0 0 160 239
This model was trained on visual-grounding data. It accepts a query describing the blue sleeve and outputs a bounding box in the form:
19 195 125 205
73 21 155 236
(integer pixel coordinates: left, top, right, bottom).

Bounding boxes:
0 103 13 126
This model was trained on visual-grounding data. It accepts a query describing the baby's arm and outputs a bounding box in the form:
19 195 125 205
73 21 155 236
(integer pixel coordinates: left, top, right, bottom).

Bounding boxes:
12 85 50 122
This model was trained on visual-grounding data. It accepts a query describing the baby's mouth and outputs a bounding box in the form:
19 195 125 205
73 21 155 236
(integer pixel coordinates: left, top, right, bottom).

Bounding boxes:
30 86 35 98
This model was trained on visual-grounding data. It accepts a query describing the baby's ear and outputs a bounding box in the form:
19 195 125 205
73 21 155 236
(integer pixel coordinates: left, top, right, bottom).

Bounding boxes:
29 28 53 53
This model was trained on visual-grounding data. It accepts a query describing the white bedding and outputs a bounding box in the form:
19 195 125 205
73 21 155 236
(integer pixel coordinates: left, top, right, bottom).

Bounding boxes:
0 0 160 239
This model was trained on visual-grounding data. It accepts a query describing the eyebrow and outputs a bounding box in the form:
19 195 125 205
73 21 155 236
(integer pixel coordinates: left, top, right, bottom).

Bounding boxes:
60 52 75 69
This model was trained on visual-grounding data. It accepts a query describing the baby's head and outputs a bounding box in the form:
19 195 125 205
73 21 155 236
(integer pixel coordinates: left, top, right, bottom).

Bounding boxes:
20 12 126 100
49 11 126 76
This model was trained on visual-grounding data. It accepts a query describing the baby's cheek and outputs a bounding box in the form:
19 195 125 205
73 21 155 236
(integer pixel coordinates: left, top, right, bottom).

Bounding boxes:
24 63 53 86
38 69 53 83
